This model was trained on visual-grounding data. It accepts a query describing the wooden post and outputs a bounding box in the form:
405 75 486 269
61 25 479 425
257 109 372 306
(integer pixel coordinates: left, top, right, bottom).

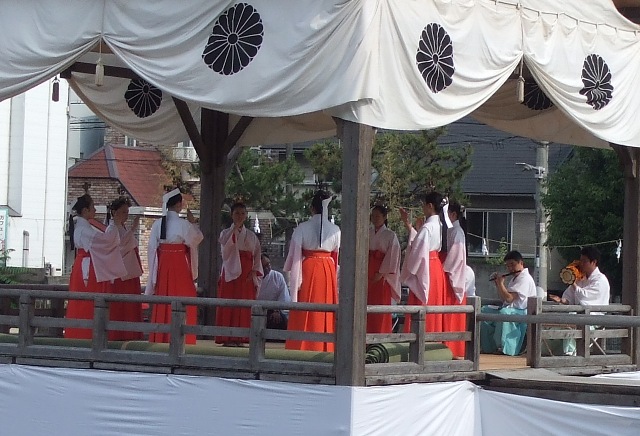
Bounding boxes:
198 109 229 327
409 309 426 366
334 119 375 386
169 301 186 363
611 144 640 365
579 307 591 359
527 297 542 368
18 293 34 349
91 298 109 357
467 296 481 370
249 305 267 371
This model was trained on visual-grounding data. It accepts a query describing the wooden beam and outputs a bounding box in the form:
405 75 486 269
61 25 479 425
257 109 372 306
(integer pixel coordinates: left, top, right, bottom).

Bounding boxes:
172 97 207 168
335 118 375 386
611 143 640 366
60 62 139 80
223 116 253 158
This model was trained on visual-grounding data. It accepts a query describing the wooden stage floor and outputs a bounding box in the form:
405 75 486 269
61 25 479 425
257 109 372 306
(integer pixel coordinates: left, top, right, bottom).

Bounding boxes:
478 353 528 371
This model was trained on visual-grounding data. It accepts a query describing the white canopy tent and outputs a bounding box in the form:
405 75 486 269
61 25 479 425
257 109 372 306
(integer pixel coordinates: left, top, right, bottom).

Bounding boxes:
2 0 640 385
1 0 639 147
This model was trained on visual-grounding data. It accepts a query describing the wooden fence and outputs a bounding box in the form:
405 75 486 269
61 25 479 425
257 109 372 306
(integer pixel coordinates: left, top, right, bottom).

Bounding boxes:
0 286 637 385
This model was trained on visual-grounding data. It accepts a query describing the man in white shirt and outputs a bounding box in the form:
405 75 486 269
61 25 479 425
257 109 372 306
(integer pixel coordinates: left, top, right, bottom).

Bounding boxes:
480 250 537 356
257 254 291 331
549 246 610 355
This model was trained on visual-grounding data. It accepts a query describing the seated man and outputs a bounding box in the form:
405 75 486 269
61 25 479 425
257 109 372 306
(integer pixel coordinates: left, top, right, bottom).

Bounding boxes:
480 250 537 356
549 246 610 355
257 254 291 332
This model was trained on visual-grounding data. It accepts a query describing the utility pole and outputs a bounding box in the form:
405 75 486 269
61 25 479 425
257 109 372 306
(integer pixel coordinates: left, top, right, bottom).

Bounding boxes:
516 140 549 293
535 141 549 294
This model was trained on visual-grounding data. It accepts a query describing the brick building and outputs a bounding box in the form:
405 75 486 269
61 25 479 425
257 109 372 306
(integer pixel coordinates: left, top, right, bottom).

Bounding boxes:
66 144 190 284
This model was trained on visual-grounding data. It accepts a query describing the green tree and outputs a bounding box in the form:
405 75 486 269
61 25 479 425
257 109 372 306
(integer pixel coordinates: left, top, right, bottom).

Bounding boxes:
372 129 471 210
305 130 473 242
225 148 307 233
543 147 623 295
0 249 33 284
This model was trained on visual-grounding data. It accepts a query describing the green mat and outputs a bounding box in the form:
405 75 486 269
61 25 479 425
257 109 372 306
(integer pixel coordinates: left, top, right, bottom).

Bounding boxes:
365 342 453 363
0 334 452 363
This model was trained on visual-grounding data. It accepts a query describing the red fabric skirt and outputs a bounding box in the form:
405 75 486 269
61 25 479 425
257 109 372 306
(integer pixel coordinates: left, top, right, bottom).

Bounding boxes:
65 249 107 339
404 251 446 334
149 244 197 345
110 277 143 341
367 250 392 334
286 250 337 352
215 250 255 344
443 277 467 358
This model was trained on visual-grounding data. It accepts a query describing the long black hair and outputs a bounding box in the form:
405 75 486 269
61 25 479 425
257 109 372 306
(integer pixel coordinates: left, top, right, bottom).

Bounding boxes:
311 190 332 247
448 200 467 236
422 191 444 214
69 194 93 250
160 192 182 240
371 204 388 227
105 196 131 225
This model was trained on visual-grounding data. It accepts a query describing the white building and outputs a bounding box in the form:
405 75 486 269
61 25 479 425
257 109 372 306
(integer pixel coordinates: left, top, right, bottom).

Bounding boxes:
0 80 69 275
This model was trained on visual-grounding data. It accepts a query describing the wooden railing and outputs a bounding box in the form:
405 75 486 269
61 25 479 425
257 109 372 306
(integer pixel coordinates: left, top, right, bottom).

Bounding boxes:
0 286 637 384
0 286 480 384
526 297 634 370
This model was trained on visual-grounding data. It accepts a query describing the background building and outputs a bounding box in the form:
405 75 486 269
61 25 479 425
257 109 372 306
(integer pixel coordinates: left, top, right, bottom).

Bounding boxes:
0 80 70 275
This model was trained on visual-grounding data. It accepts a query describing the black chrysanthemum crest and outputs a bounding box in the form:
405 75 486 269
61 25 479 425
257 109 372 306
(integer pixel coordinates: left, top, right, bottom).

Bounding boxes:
124 79 162 118
522 80 554 111
202 3 264 75
579 54 613 110
416 23 455 93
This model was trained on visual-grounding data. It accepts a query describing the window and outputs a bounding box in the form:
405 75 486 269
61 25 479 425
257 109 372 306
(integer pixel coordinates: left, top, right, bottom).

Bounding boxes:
124 135 137 147
22 231 29 267
467 210 511 255
466 210 536 257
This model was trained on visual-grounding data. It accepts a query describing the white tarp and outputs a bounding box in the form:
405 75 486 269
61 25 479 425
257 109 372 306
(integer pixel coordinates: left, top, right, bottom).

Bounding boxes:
2 364 640 436
1 0 640 147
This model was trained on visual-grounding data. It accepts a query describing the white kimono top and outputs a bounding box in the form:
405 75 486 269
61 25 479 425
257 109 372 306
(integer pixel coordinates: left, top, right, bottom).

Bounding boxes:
284 214 340 302
504 268 537 310
73 217 127 283
369 224 401 301
442 220 466 302
465 265 476 297
562 267 610 312
219 225 263 291
117 223 143 281
145 211 203 295
400 214 441 303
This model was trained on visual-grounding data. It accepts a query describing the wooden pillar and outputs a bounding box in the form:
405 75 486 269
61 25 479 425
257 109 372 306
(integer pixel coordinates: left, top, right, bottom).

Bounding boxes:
199 109 229 326
335 119 375 386
611 144 640 364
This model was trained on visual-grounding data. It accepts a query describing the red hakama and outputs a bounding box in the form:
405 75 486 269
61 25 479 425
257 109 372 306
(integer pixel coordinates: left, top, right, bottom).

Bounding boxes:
149 244 197 345
367 250 393 334
286 250 337 352
65 249 107 339
404 251 446 333
215 250 255 345
110 274 143 341
443 280 467 358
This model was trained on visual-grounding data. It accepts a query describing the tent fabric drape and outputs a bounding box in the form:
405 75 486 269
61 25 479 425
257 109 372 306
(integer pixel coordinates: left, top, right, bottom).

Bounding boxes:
2 364 640 435
1 0 640 147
